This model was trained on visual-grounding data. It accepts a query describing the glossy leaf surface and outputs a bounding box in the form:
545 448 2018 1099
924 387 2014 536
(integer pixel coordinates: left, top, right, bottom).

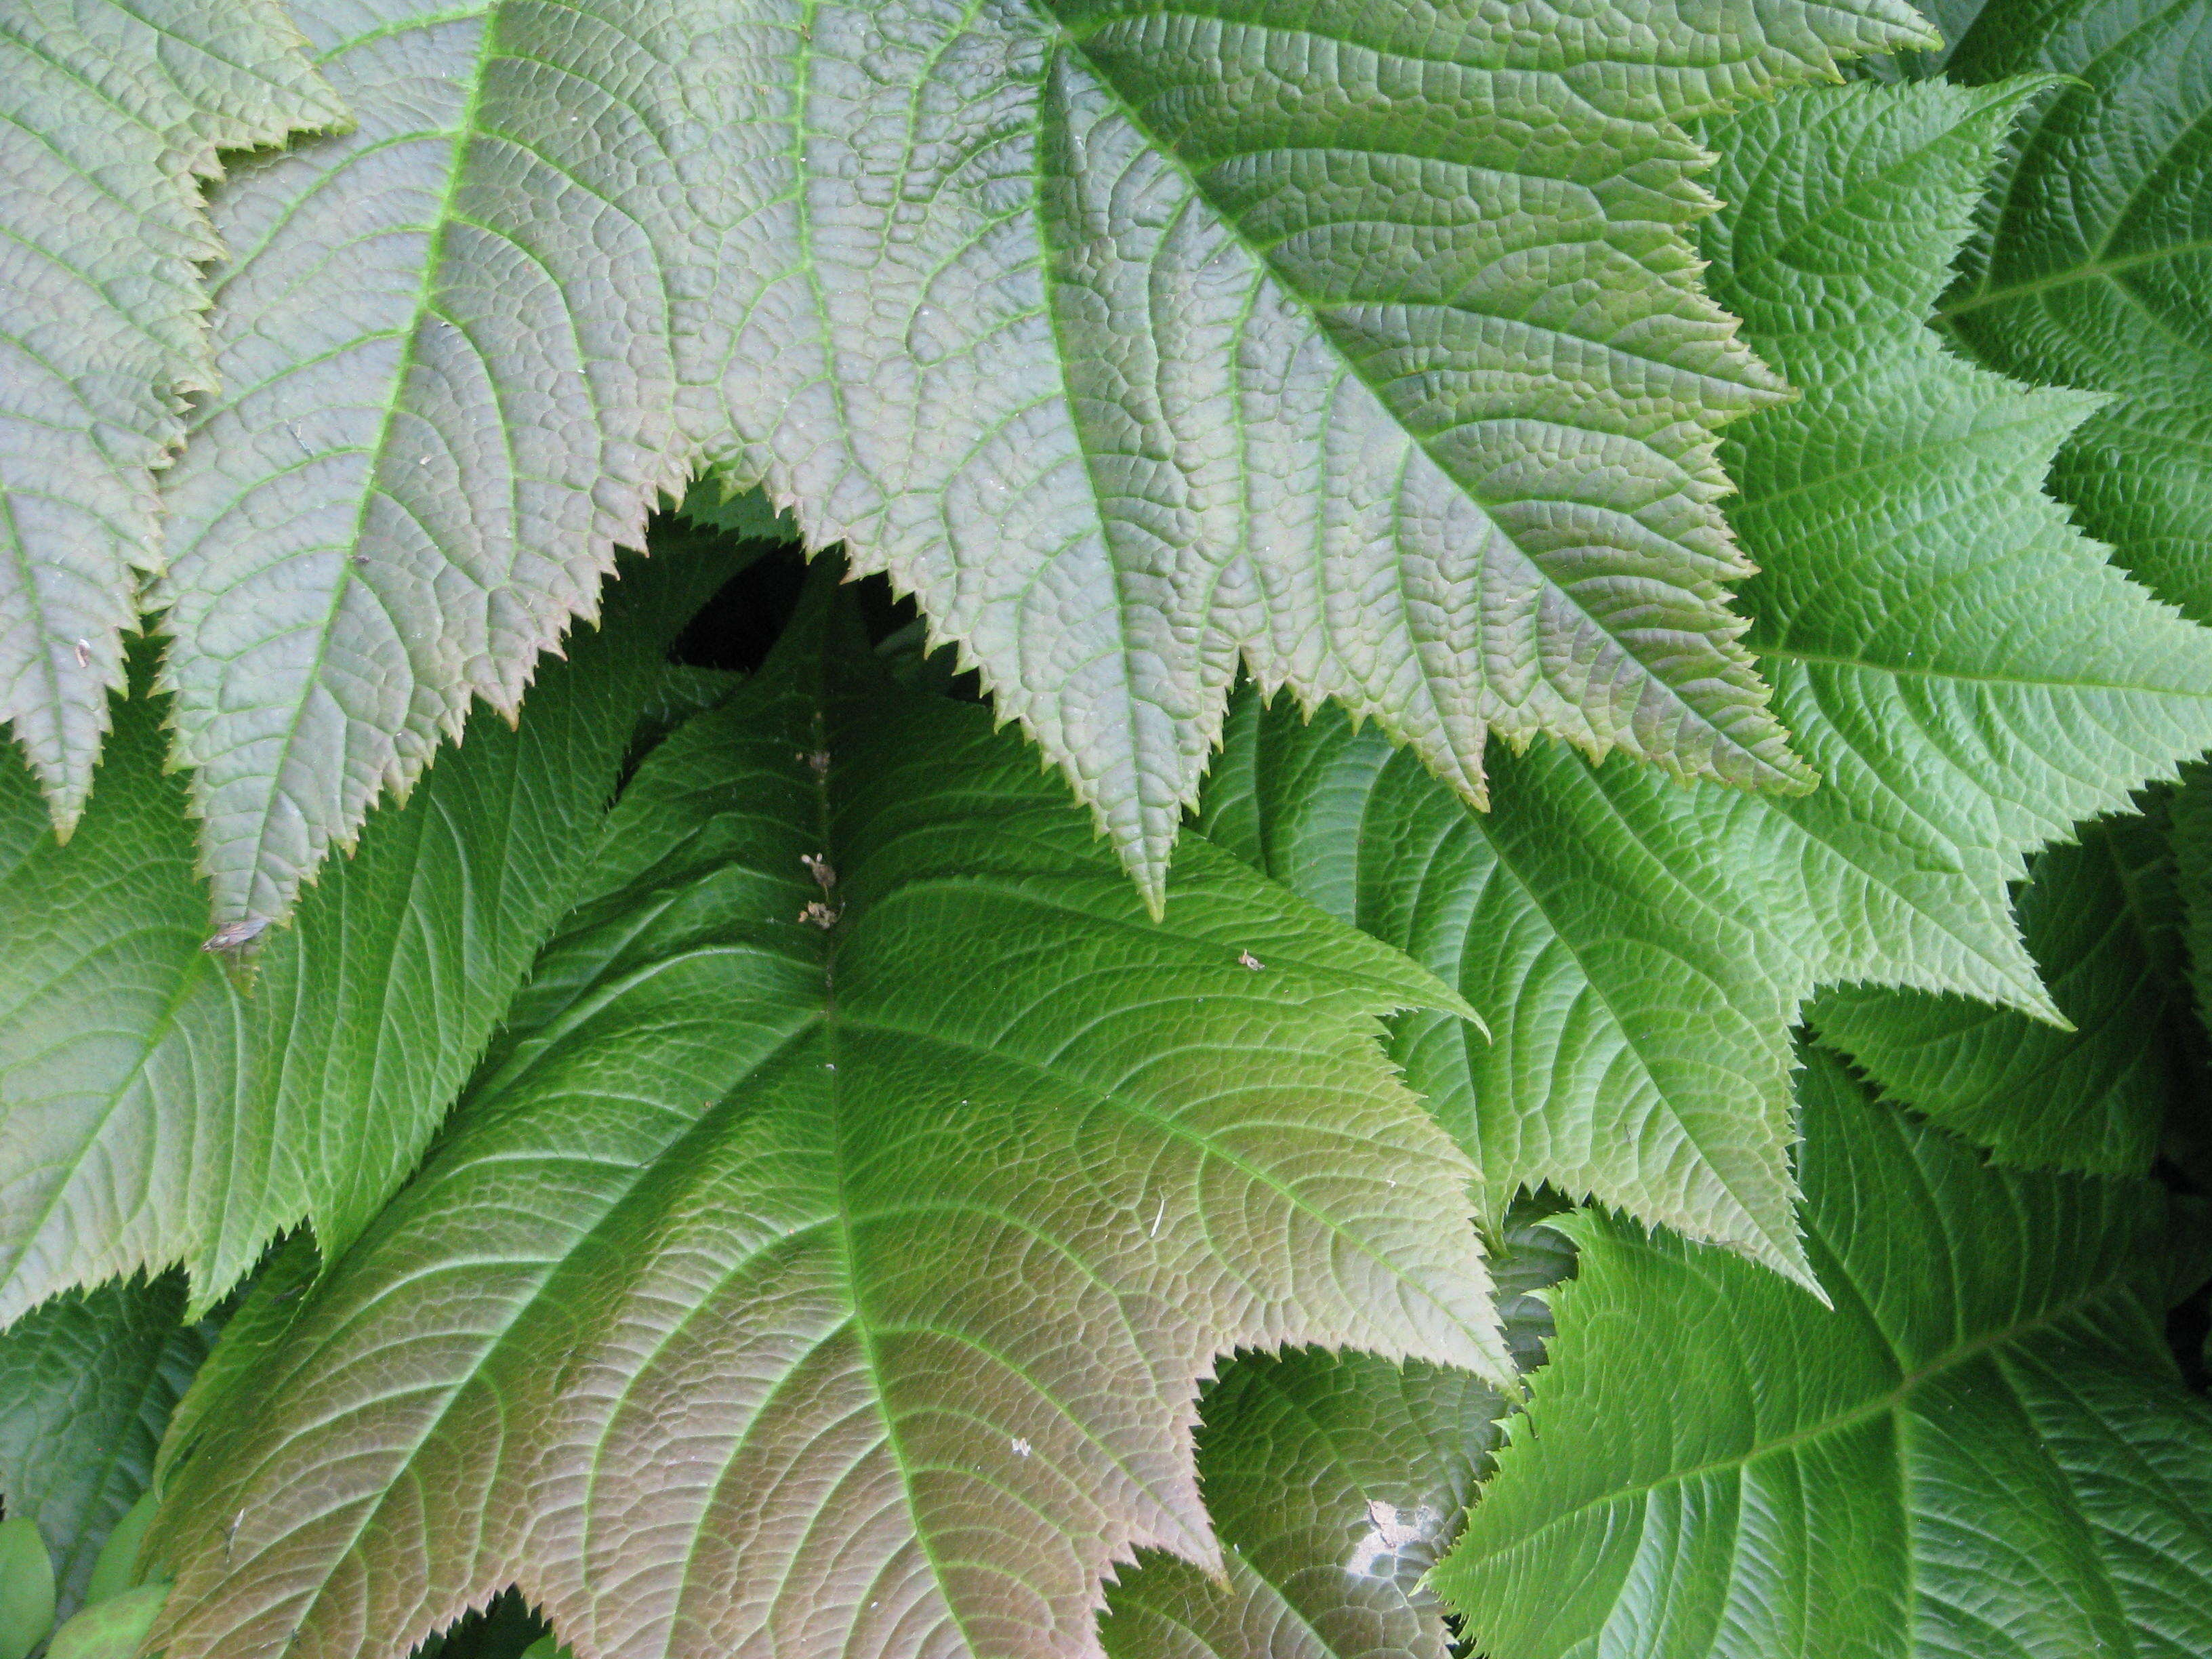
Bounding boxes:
0 1 343 822
1435 1048 2212 1659
147 579 1509 1659
0 546 734 1321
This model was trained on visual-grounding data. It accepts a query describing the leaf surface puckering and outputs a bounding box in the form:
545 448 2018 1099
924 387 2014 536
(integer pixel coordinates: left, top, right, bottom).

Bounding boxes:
0 544 735 1324
1097 1204 1574 1659
144 0 1944 925
703 0 1950 909
157 0 762 926
0 1273 209 1622
1433 1048 2212 1659
1200 75 2212 1278
1938 0 2212 624
146 575 1508 1659
1814 803 2196 1176
0 0 343 826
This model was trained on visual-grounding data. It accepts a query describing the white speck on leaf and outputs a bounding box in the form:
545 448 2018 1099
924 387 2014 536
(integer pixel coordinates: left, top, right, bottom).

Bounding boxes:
1347 1499 1441 1578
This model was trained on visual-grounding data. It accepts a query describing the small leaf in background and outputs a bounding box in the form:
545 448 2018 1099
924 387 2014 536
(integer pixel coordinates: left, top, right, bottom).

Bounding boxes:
1099 1202 1574 1659
1814 804 2196 1175
146 569 1508 1659
0 1516 54 1659
0 1273 208 1621
1433 1048 2212 1659
79 1494 159 1612
0 0 344 827
0 539 739 1322
43 1583 165 1659
674 481 799 546
1938 0 2212 624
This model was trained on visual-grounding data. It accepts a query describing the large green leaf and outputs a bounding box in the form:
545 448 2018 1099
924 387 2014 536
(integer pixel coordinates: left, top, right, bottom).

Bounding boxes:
1814 804 2195 1175
1433 1046 2212 1659
1201 75 2212 1279
1938 0 2212 624
1202 702 1809 1276
1097 1204 1573 1659
154 0 772 926
700 0 1964 913
0 1274 209 1621
0 542 735 1323
145 574 1508 1659
1704 75 2212 1009
155 0 1944 930
0 1 344 827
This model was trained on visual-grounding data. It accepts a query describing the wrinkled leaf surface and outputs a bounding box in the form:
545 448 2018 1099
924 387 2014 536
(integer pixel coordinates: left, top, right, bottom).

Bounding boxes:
148 579 1509 1659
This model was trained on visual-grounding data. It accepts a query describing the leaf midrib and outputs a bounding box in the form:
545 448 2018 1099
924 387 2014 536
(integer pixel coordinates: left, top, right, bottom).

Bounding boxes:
1938 237 2212 315
1026 5 1799 785
1463 1238 2141 1565
218 3 502 924
190 1009 827 1654
1756 641 2212 697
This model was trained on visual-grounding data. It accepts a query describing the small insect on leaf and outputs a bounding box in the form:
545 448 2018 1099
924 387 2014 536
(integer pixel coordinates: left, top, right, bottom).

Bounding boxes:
202 917 271 954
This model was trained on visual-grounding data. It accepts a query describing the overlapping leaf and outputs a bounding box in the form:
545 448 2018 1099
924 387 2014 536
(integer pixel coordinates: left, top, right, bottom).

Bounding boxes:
1097 1204 1573 1659
0 1273 209 1621
1814 804 2195 1175
1939 0 2212 623
1433 1048 2212 1659
1200 77 2212 1278
0 1 344 825
153 0 1944 930
155 0 771 926
701 0 1962 912
1200 703 1810 1276
0 542 736 1324
146 576 1507 1659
